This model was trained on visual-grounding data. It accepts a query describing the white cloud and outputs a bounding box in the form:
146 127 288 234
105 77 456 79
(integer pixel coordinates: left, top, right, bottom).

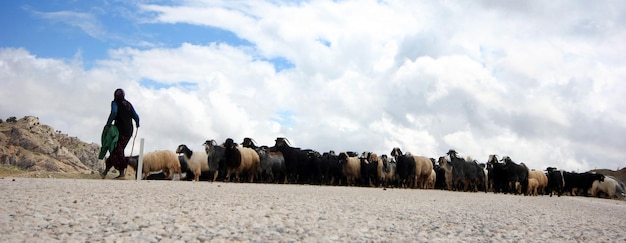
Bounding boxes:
370 114 439 156
31 10 106 39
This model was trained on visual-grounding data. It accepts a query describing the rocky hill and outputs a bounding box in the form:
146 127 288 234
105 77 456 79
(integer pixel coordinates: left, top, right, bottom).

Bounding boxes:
0 116 100 173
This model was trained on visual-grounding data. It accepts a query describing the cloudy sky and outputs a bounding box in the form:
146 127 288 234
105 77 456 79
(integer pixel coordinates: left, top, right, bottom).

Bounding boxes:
1 0 625 172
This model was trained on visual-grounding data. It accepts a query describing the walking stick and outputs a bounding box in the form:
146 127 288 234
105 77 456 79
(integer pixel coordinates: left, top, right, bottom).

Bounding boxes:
130 127 139 156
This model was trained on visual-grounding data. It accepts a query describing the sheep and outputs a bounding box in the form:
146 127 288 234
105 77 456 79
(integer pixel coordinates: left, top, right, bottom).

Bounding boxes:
590 176 626 199
615 177 626 198
203 139 226 182
338 152 361 186
176 144 209 182
528 170 548 195
320 151 344 186
391 148 433 189
380 154 396 187
257 146 286 183
362 152 383 186
360 152 383 187
223 138 260 183
545 167 566 197
127 150 182 180
426 169 436 189
391 148 416 188
527 178 539 196
438 156 456 191
411 154 433 189
487 155 506 193
501 156 529 195
406 152 433 189
438 151 485 192
433 163 447 190
305 151 325 185
481 163 489 192
241 137 288 183
270 137 324 184
241 137 259 150
563 172 605 196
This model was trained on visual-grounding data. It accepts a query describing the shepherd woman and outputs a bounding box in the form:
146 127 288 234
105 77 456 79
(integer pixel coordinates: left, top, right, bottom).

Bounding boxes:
101 88 140 179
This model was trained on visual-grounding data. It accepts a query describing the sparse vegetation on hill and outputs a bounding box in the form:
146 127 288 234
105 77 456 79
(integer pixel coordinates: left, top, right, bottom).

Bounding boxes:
0 165 103 179
0 116 101 175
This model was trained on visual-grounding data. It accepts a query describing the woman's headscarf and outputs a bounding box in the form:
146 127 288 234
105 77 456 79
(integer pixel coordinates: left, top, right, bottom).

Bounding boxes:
114 89 125 101
114 88 131 111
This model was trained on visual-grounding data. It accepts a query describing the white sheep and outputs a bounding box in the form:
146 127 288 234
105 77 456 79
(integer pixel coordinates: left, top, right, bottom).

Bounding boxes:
143 150 181 180
590 176 625 199
412 155 433 189
380 155 396 187
338 152 361 186
527 178 539 196
176 144 209 182
426 168 436 189
125 152 180 180
391 148 433 189
528 170 548 195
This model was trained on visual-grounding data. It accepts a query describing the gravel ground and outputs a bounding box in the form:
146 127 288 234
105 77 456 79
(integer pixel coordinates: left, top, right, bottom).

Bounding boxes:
1 178 625 242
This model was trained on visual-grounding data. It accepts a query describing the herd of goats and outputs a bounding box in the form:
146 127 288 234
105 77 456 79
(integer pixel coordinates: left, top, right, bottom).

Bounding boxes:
124 137 625 200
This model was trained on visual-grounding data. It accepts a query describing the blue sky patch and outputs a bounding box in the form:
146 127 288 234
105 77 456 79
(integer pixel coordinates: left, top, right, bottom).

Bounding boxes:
140 79 197 90
0 1 255 69
317 38 331 47
272 110 296 127
266 57 295 72
141 23 254 48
